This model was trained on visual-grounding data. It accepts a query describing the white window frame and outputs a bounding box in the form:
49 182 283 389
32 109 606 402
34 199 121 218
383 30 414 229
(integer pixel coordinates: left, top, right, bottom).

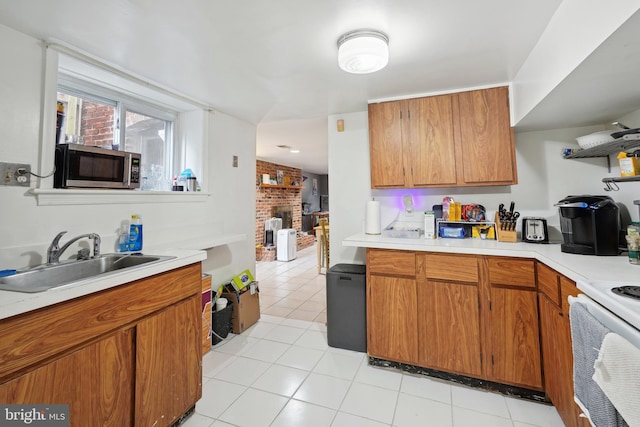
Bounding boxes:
32 43 209 206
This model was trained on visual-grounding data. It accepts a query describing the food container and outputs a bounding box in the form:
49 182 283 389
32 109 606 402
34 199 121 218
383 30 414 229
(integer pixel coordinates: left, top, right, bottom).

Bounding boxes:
617 152 640 177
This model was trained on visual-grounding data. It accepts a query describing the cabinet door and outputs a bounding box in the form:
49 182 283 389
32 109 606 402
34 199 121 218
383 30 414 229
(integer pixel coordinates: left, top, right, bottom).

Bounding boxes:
539 294 589 427
422 280 482 377
0 329 134 427
136 296 202 427
367 275 418 364
456 87 516 185
537 262 561 305
368 101 406 188
407 95 457 186
489 287 542 389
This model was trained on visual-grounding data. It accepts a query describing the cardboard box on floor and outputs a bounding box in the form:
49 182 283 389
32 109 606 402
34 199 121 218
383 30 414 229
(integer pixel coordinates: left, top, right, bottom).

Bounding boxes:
221 281 260 334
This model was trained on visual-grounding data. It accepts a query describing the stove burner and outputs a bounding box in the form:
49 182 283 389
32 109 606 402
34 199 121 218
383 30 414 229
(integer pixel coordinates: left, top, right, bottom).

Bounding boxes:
612 286 640 300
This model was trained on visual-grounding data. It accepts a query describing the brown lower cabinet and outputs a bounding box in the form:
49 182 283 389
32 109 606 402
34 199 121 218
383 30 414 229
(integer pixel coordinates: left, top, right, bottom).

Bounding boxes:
0 263 203 427
366 249 418 364
537 263 591 427
419 253 483 378
367 250 546 391
486 257 542 390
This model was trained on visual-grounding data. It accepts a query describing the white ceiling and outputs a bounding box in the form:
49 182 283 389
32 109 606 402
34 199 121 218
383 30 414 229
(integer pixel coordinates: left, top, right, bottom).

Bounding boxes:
0 0 565 174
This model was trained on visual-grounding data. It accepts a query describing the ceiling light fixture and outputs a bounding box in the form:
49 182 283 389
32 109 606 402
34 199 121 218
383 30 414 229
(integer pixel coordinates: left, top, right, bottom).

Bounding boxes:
337 29 389 74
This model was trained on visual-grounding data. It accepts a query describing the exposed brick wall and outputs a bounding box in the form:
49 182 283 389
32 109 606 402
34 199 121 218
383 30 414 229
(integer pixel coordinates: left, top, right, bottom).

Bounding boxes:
256 160 313 257
80 102 114 148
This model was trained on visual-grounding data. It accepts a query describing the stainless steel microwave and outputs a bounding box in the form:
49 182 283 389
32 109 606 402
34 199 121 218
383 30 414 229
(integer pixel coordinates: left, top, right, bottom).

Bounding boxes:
54 144 141 189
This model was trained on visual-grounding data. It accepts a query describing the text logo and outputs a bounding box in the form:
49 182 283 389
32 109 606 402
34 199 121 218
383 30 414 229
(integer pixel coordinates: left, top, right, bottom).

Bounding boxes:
0 405 69 426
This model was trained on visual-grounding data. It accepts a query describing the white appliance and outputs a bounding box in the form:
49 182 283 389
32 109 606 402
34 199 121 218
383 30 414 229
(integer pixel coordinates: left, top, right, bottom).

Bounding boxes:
572 280 640 425
277 229 297 261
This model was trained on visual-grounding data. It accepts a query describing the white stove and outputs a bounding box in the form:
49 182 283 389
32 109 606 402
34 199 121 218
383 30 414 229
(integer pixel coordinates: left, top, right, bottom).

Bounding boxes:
577 280 640 344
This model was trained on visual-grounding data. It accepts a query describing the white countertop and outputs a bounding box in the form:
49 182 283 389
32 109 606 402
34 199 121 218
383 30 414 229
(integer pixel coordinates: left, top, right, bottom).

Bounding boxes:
0 248 207 321
343 233 640 286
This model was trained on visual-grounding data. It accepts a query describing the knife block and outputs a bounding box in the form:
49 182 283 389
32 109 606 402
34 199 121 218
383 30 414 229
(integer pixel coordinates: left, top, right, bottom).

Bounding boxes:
495 212 518 242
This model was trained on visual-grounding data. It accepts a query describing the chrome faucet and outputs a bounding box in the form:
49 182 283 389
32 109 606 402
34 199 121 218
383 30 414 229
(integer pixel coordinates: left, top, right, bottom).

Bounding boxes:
47 231 101 264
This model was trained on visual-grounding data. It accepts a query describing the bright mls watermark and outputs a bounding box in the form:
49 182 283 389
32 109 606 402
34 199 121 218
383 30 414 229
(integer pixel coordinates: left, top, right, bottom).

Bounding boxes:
0 405 69 426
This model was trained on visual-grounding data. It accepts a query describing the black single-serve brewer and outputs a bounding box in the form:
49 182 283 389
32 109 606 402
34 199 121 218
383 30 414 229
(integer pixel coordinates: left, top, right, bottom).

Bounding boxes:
556 195 620 256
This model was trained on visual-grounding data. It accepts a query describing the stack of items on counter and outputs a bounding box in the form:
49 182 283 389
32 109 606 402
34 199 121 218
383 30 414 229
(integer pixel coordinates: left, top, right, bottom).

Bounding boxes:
429 196 494 240
211 269 260 345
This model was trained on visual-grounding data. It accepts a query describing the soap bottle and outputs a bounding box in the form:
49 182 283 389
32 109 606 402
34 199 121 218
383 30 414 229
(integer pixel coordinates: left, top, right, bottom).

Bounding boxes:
118 220 130 252
129 214 143 252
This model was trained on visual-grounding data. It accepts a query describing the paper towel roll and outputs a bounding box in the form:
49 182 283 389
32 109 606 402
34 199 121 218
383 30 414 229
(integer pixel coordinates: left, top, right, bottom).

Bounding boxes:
365 200 381 235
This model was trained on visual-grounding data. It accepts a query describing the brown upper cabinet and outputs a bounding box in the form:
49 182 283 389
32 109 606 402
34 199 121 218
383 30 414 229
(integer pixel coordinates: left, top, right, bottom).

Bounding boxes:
368 86 517 188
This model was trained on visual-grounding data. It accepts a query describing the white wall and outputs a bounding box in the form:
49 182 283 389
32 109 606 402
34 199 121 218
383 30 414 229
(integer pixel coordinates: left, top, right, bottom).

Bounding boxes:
512 0 640 124
0 24 256 286
327 112 371 265
328 110 640 266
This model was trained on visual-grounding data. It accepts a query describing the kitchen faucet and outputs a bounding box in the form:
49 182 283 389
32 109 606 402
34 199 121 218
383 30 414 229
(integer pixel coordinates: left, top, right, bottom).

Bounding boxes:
47 231 101 264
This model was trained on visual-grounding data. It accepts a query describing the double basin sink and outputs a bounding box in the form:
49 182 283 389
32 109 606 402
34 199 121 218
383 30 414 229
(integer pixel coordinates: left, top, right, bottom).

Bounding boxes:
0 254 175 293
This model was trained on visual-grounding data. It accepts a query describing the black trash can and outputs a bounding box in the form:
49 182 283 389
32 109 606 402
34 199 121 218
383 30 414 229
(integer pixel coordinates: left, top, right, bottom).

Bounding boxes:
211 304 233 345
326 263 367 352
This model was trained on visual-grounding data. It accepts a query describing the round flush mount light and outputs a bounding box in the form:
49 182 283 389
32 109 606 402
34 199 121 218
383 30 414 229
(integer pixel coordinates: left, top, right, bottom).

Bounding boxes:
337 29 389 74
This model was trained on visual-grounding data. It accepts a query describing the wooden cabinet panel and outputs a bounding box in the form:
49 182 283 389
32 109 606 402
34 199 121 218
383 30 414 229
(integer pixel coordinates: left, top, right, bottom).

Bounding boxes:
408 95 457 186
0 263 201 380
424 253 478 282
422 280 482 377
0 263 202 427
0 329 134 427
537 262 561 305
368 249 416 276
368 87 516 189
489 287 542 389
457 87 516 185
487 258 535 289
539 294 589 427
368 101 406 188
136 296 202 427
367 275 418 364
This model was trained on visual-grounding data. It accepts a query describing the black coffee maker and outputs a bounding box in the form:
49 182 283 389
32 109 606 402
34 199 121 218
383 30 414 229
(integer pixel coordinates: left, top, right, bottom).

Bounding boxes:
556 195 620 256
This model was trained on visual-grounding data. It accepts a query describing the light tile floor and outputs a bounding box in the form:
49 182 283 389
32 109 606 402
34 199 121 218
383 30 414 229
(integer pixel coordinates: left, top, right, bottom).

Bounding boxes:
185 243 566 427
187 319 564 427
256 244 327 324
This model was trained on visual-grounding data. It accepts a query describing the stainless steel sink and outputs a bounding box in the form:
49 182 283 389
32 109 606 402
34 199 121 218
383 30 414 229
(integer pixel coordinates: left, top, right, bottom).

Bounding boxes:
0 254 176 293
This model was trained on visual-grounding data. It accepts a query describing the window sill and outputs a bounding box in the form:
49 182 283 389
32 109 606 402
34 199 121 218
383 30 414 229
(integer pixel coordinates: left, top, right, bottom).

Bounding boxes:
29 188 210 206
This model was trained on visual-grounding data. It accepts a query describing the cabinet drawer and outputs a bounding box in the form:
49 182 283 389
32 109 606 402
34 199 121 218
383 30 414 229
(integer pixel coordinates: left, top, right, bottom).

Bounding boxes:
368 249 416 276
424 253 478 282
560 277 580 315
537 263 560 305
487 258 535 289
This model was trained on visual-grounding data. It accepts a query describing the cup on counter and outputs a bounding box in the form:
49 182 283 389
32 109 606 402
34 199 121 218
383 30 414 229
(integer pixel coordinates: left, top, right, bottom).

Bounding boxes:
625 235 640 264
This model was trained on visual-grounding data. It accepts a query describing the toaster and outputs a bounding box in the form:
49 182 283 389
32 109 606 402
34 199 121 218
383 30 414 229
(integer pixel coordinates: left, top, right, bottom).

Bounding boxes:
522 217 549 243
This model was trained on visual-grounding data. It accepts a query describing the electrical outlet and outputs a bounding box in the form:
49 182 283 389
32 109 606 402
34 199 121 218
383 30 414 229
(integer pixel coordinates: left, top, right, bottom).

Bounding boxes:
0 162 31 187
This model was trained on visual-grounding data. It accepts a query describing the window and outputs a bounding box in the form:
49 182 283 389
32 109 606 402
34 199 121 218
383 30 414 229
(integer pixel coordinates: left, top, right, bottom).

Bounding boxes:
56 82 175 191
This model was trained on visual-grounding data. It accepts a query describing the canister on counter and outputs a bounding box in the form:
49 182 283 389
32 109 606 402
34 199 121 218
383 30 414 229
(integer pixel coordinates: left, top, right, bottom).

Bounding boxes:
187 177 197 191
